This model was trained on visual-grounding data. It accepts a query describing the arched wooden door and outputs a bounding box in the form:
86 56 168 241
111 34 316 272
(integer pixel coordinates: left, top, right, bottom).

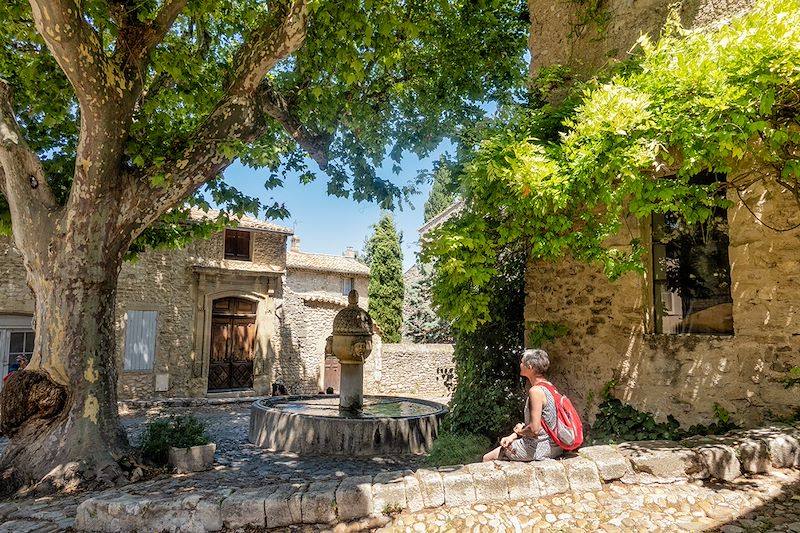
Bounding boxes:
208 297 257 391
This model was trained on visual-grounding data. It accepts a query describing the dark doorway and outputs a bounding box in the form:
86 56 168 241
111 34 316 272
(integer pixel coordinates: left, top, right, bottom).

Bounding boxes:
208 297 257 391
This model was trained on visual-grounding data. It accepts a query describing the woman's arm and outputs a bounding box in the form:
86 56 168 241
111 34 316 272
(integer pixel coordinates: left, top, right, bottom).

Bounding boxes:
514 386 545 437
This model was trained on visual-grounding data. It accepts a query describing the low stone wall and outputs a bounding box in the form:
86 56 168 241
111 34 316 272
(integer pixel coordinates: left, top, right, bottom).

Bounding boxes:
76 423 800 531
364 343 454 399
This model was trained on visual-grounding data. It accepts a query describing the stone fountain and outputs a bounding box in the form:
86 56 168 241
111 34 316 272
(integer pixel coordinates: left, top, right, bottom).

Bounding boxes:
326 289 373 412
249 290 447 455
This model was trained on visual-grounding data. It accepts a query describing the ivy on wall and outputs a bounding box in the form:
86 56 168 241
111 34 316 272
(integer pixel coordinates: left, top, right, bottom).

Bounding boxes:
423 0 800 333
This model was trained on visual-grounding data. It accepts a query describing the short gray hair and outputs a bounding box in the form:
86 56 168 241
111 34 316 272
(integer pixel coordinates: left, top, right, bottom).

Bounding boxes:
522 348 550 375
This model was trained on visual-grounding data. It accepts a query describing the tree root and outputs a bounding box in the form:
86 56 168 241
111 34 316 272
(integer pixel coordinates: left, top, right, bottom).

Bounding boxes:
0 369 66 435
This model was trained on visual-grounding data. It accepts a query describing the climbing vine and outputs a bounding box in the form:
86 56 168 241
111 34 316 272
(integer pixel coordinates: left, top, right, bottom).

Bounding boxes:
423 0 800 333
589 381 739 444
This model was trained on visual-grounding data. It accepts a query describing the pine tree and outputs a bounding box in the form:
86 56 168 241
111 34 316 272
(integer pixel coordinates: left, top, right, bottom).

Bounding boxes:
366 214 404 342
403 262 453 343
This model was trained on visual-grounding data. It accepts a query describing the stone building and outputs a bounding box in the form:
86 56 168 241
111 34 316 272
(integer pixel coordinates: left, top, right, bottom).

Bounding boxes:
281 237 370 394
0 210 369 398
526 0 800 425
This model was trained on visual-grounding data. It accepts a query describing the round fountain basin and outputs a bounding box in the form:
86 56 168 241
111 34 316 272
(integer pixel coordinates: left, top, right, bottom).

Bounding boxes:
249 395 448 456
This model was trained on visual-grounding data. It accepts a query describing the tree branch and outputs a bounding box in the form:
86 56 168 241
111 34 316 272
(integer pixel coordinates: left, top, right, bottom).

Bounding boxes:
256 80 331 169
0 80 58 260
119 0 311 236
119 97 265 235
228 0 309 97
116 0 188 69
145 0 188 56
28 0 119 116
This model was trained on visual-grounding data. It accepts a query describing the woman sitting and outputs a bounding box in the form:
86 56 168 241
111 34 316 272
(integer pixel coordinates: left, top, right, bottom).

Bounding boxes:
483 348 563 462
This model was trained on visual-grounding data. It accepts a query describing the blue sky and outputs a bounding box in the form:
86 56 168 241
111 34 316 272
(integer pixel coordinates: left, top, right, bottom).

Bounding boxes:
223 144 451 271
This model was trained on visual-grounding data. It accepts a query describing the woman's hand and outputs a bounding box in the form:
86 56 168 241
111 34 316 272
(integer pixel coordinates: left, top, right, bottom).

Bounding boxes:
513 423 525 435
500 434 517 450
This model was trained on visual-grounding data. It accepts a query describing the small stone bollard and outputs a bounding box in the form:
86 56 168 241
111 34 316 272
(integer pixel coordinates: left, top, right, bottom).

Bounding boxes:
169 442 216 473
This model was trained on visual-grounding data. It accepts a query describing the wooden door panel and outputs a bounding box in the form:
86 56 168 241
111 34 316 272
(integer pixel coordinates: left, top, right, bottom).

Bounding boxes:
231 319 256 362
210 319 230 362
208 298 256 391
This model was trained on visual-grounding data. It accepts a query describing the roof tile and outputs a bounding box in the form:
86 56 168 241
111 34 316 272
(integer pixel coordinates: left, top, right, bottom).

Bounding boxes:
287 251 370 276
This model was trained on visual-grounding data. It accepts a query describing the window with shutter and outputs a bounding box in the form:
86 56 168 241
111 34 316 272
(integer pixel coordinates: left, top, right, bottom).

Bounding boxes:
123 310 158 371
224 229 252 261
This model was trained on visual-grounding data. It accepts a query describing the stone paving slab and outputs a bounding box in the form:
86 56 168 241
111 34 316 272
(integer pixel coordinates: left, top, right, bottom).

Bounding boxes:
76 488 233 533
618 440 705 482
335 475 373 521
578 444 631 481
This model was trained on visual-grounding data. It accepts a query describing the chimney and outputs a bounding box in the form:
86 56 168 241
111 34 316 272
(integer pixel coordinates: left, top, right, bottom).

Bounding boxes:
291 235 300 252
343 246 356 258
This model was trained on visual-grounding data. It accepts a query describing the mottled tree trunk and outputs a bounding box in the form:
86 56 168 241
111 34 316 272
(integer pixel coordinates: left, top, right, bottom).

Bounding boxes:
0 221 130 495
0 0 311 496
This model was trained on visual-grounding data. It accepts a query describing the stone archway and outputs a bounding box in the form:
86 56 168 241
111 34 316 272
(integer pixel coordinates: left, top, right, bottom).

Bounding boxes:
208 297 257 391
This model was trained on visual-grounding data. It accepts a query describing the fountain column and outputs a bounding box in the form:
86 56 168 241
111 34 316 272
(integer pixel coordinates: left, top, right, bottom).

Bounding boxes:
339 364 364 411
325 290 374 412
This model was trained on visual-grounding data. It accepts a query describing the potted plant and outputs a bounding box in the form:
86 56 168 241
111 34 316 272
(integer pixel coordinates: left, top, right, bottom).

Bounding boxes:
140 416 215 472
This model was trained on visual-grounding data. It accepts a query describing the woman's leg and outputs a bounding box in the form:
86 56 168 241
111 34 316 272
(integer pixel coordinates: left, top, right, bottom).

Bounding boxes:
483 446 503 462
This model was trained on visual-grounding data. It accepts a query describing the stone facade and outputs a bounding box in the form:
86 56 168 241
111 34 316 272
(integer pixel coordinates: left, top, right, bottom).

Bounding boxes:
281 247 371 393
0 213 378 399
363 343 454 399
528 0 756 77
1 217 455 400
526 0 800 426
117 227 290 398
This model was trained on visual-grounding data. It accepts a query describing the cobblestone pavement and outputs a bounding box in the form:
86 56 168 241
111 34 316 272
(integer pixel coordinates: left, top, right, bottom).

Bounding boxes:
0 403 798 532
0 402 424 532
377 470 800 533
120 402 424 486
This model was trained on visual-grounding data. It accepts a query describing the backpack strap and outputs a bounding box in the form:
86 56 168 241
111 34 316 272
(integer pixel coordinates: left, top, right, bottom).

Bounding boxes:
535 381 560 397
533 382 559 439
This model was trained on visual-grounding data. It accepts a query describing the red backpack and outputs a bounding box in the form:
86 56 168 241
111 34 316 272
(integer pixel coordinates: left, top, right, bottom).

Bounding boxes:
536 382 584 451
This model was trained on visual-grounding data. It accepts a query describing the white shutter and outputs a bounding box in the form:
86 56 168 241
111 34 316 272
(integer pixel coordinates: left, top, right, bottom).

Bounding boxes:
123 310 157 371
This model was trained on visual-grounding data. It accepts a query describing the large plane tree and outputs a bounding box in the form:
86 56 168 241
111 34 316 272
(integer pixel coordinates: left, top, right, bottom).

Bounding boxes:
0 0 529 493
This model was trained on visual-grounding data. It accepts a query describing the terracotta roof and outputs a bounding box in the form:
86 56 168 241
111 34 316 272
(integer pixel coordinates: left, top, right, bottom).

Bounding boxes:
189 208 293 234
287 251 370 276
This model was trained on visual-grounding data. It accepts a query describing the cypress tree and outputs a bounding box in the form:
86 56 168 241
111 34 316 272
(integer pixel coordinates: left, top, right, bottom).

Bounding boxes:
366 214 404 342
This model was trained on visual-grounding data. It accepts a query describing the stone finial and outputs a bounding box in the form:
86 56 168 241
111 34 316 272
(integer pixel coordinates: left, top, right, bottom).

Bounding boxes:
332 290 373 336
